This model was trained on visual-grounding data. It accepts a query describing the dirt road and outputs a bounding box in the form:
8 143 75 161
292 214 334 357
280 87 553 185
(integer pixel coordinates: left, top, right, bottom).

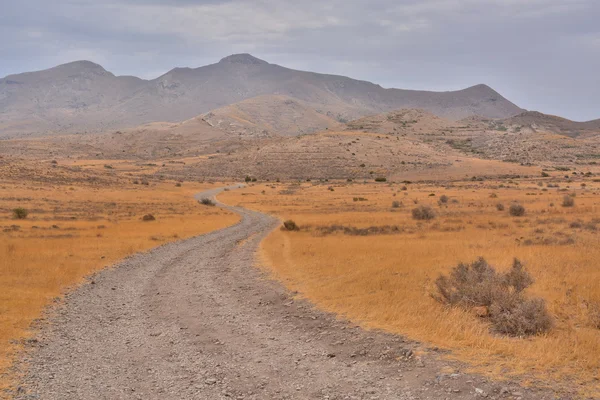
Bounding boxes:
13 186 556 399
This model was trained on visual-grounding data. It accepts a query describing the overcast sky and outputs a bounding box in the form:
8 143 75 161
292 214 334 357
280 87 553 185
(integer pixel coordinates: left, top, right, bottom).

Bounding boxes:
1 0 598 121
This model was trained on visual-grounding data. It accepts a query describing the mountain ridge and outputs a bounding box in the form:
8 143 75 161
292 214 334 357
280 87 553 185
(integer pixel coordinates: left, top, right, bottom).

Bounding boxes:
1 53 525 137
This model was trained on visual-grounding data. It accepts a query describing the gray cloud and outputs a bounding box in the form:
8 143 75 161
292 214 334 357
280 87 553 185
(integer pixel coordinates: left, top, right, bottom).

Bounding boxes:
1 0 598 120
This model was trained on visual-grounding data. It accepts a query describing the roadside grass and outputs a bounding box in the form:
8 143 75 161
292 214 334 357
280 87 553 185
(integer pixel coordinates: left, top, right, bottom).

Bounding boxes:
220 178 600 397
0 166 238 392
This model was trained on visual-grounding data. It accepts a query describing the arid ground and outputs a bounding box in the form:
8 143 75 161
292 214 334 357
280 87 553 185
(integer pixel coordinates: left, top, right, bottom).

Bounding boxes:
1 56 600 399
0 159 238 394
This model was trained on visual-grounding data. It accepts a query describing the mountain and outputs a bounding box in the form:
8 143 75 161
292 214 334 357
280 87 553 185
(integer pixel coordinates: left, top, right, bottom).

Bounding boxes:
1 53 524 138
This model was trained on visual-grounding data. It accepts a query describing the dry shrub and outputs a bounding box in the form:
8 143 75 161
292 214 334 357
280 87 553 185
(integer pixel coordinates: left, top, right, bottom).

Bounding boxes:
316 224 404 236
496 203 505 211
391 201 401 208
562 195 575 207
199 198 216 206
412 205 435 220
439 194 449 204
490 297 552 336
587 302 600 329
12 208 28 219
435 258 551 336
509 203 525 216
282 220 299 231
142 214 156 221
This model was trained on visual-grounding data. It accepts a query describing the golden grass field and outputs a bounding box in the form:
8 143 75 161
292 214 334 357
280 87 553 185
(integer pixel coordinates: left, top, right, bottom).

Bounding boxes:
219 174 600 397
0 159 238 391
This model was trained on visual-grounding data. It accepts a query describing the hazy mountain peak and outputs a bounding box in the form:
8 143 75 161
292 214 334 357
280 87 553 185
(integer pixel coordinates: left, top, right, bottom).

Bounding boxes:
50 60 110 75
218 53 268 65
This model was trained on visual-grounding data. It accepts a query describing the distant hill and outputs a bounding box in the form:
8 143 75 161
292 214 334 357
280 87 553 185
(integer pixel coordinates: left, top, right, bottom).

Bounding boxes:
202 95 343 137
345 109 453 134
499 111 600 138
1 54 524 137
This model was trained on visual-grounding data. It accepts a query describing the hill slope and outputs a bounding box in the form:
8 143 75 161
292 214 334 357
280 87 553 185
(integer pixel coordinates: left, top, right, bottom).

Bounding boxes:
499 111 600 138
202 95 343 137
1 54 523 137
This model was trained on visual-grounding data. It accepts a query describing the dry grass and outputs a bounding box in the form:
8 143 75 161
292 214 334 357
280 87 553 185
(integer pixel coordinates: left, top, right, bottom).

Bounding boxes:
0 160 238 391
220 177 600 397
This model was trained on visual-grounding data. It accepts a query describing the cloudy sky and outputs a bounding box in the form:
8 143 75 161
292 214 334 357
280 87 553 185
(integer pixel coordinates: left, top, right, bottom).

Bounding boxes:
1 0 598 120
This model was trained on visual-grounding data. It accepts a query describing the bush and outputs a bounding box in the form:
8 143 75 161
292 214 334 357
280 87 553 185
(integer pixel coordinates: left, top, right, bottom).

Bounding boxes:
374 177 387 182
412 206 435 220
496 203 505 211
490 297 552 337
142 214 156 221
282 220 299 231
439 194 449 204
199 198 216 206
12 208 28 219
561 195 575 207
435 257 551 336
391 201 401 208
509 203 525 216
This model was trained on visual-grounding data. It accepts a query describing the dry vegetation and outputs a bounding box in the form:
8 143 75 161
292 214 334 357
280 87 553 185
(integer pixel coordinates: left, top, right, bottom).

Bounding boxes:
0 159 238 391
220 173 600 397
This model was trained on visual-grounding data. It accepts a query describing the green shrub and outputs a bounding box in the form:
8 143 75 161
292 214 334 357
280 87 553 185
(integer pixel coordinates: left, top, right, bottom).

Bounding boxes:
392 201 401 208
374 177 387 182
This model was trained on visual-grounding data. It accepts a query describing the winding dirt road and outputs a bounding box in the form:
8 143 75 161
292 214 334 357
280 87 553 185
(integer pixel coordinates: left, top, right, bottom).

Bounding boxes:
13 186 555 399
